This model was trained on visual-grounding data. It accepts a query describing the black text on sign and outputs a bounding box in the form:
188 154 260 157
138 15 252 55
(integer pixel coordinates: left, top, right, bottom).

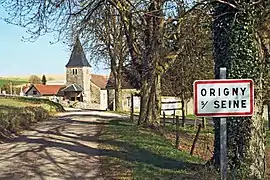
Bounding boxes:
193 79 254 117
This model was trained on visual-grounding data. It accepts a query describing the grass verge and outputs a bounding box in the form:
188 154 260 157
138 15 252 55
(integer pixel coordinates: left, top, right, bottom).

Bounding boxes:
0 96 64 113
0 97 64 139
99 119 218 180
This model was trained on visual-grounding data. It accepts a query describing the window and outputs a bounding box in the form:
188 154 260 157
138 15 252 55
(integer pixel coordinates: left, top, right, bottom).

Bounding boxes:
127 97 131 107
33 90 37 95
72 69 78 75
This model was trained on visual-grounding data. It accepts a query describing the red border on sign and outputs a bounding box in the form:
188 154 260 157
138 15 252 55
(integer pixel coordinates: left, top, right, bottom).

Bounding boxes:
194 79 254 117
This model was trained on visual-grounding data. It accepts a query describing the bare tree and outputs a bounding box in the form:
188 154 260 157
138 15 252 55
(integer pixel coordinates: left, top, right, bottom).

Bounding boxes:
29 75 41 84
162 7 214 123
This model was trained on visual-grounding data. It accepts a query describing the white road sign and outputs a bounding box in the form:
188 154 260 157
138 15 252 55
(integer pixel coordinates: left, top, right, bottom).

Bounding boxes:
194 79 254 117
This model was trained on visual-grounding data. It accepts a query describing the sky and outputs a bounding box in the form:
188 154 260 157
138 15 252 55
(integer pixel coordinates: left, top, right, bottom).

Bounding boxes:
0 7 109 77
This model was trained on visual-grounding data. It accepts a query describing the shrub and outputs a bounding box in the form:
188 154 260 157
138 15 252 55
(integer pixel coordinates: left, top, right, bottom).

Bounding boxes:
0 106 50 137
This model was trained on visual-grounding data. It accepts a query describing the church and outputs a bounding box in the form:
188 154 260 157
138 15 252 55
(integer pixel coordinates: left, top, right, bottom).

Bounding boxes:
25 38 108 110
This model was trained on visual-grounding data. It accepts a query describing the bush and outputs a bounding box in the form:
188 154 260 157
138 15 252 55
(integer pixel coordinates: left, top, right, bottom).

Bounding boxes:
0 106 50 137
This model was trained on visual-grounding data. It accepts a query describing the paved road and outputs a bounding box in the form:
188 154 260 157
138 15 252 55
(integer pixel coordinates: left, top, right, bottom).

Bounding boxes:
0 111 124 180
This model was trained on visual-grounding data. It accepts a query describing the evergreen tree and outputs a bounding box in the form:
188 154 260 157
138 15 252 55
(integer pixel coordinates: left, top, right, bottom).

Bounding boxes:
42 75 47 85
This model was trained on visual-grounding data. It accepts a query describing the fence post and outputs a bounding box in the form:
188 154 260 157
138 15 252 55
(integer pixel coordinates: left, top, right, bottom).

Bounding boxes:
163 111 166 127
181 100 185 127
202 117 206 129
175 116 180 149
194 118 197 131
130 94 134 122
190 124 202 155
268 102 270 130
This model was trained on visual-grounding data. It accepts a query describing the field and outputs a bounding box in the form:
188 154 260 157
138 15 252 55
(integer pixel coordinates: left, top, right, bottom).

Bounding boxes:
0 74 66 87
0 78 28 87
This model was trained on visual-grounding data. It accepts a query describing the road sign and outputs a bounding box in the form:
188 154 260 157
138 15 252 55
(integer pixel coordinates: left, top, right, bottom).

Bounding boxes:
194 79 254 117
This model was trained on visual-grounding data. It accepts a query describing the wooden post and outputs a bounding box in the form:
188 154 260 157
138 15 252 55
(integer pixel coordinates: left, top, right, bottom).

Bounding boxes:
175 116 180 149
194 118 197 130
163 111 166 127
190 124 202 155
181 100 185 127
202 117 206 129
268 102 270 130
130 94 134 122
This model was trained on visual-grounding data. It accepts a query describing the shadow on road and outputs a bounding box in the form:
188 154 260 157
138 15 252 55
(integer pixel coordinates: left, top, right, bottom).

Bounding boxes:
0 112 200 180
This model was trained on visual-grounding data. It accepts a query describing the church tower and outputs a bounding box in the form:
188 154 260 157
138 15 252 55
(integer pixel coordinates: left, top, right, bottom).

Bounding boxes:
65 37 91 102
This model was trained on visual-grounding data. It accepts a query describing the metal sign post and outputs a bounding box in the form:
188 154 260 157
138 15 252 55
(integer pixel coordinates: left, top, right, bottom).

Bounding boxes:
193 68 254 180
220 67 227 180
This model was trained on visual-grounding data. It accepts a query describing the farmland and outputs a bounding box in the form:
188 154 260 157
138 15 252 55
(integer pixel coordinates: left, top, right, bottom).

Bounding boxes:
0 78 28 87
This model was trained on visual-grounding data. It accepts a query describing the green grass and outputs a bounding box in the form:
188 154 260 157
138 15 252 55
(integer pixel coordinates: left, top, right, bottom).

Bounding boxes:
0 97 64 138
0 97 64 113
164 123 214 135
0 98 33 107
99 119 218 179
0 78 27 87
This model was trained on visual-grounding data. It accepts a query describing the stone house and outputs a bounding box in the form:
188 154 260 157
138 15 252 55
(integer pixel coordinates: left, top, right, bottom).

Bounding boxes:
106 72 140 112
90 74 108 110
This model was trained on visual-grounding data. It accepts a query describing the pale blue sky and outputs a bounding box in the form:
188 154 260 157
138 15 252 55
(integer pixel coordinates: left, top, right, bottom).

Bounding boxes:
0 7 109 77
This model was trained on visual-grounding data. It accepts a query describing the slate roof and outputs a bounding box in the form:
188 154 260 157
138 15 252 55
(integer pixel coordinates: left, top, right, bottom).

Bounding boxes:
65 37 91 67
25 84 65 96
62 84 83 92
91 74 108 89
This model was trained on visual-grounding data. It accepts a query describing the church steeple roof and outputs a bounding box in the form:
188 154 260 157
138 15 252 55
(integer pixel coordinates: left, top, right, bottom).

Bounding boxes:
65 37 91 67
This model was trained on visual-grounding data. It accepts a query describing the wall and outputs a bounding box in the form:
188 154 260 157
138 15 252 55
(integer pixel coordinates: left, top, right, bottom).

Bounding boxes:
107 89 139 111
66 67 91 102
83 67 91 103
25 86 41 97
100 89 108 110
90 83 100 104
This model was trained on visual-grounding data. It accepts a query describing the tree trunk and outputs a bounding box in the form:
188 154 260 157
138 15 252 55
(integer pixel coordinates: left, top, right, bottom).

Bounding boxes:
114 74 123 112
138 0 163 126
212 3 265 178
138 72 161 126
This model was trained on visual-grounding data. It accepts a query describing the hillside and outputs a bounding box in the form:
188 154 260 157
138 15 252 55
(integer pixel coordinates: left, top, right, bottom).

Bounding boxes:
0 74 65 81
0 74 66 87
0 78 28 87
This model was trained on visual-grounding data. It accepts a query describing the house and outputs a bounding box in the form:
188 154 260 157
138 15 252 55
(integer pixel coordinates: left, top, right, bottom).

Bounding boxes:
90 74 108 110
106 72 140 111
25 84 64 101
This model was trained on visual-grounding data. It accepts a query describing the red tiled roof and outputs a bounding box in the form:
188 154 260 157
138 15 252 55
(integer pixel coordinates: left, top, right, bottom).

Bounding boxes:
91 74 108 89
22 86 30 93
30 84 64 95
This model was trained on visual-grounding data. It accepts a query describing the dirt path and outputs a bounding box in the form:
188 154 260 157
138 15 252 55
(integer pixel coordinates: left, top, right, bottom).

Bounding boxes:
0 111 124 180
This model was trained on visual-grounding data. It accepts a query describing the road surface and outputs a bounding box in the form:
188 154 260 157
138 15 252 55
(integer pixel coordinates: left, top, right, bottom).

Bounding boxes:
0 111 125 180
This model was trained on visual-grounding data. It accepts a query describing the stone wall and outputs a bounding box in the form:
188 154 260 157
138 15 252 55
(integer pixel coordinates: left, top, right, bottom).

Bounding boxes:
90 83 100 104
66 67 91 102
107 88 139 111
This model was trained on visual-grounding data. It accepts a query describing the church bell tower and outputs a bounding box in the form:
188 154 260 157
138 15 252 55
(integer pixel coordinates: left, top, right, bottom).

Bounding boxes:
65 37 91 102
